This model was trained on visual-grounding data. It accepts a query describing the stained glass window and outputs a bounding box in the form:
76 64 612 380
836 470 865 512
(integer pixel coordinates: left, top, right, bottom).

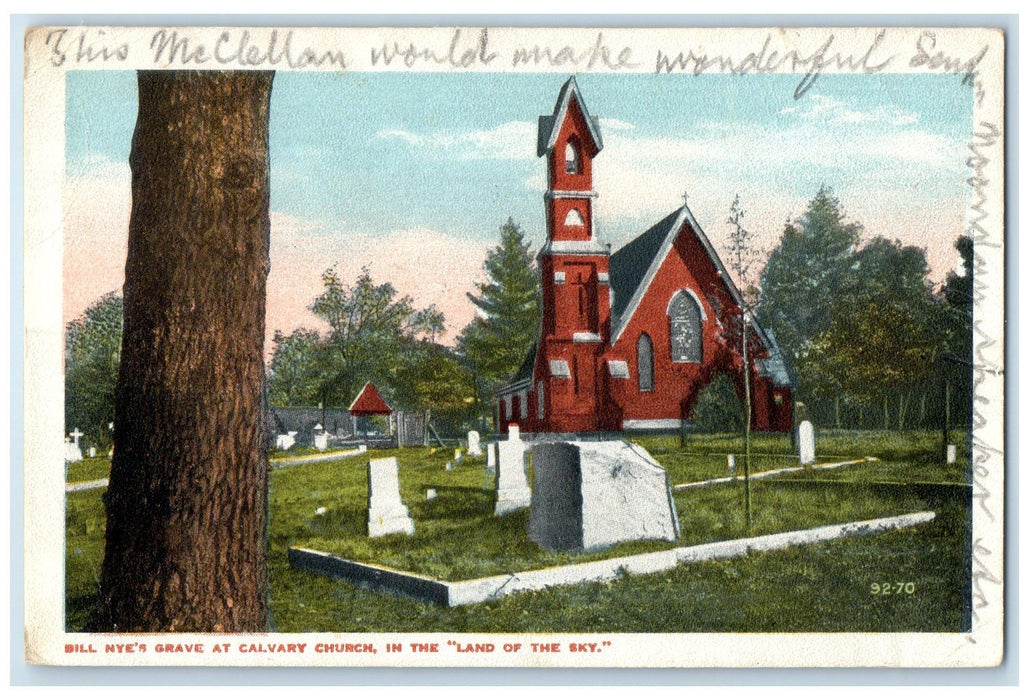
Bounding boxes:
669 291 703 363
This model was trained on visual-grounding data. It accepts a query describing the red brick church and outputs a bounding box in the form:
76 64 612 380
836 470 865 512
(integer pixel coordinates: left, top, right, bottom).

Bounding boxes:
497 77 793 434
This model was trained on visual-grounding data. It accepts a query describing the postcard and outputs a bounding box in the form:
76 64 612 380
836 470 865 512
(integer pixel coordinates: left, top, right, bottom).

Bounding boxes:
22 24 1005 667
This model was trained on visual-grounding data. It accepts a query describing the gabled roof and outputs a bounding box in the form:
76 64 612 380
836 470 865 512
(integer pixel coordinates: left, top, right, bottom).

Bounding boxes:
348 382 392 415
609 203 785 375
537 76 603 158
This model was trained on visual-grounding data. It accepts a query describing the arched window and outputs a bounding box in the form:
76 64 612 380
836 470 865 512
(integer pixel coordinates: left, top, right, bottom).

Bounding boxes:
637 333 654 392
564 208 585 227
669 290 703 363
565 140 581 173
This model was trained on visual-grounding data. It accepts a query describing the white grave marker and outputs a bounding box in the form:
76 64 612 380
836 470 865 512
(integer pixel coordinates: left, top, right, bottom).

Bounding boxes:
314 432 328 451
467 430 482 457
366 457 415 537
727 453 736 477
947 444 957 464
486 443 497 471
88 447 97 458
798 420 815 465
494 428 531 515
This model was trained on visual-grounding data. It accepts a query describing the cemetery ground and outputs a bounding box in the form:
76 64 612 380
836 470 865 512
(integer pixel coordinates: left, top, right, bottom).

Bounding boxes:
66 431 970 633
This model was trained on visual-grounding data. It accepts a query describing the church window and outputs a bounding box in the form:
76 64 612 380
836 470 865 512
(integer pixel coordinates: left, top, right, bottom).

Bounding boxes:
669 290 703 363
564 208 585 227
565 140 581 173
637 333 654 392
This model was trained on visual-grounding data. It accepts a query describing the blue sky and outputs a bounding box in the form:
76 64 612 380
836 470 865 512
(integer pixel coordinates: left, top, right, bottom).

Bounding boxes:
64 69 974 343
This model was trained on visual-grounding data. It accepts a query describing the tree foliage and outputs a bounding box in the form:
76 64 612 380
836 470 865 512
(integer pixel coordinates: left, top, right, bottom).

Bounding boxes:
759 187 861 367
759 187 964 429
268 267 472 421
692 374 744 433
65 291 123 449
458 218 541 417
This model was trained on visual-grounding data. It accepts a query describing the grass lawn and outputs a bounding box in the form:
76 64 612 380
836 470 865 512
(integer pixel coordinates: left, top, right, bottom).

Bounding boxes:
65 457 113 484
66 431 970 633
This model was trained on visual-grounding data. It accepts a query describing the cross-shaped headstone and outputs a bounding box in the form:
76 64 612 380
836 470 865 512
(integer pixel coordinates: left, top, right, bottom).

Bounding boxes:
69 428 84 446
682 190 689 206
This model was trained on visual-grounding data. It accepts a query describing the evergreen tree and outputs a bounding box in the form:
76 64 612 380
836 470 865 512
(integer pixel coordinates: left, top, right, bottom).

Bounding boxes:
458 218 541 422
758 187 861 370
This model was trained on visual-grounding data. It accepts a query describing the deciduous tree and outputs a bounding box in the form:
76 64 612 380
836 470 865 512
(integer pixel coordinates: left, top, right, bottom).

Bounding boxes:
64 291 122 449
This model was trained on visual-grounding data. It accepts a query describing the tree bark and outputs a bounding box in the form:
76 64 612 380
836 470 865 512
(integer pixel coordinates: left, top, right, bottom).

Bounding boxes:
93 71 273 633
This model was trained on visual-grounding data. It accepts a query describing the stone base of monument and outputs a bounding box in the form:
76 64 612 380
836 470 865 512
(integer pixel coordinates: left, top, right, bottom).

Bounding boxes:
367 511 416 537
528 440 680 551
289 511 936 607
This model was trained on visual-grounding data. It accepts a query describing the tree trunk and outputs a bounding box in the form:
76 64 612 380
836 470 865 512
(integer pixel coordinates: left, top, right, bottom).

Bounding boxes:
93 71 273 633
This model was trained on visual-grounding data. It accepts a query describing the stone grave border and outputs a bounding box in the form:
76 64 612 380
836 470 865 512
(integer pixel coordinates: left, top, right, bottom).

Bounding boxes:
289 510 935 607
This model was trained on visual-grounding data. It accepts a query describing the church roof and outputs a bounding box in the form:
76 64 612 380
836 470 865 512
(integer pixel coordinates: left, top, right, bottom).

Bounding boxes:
609 209 682 324
348 382 393 415
537 76 603 158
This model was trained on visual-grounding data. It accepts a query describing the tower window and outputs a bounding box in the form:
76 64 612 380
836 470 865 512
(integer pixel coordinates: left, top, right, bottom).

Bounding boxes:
565 141 581 173
564 208 585 227
537 381 545 420
637 333 654 392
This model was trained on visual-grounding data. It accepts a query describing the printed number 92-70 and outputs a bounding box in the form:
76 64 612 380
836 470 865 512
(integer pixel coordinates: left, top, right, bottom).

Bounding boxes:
870 582 916 595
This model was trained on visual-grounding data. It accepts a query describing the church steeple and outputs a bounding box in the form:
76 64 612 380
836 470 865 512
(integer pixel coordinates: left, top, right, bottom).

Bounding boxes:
538 76 603 244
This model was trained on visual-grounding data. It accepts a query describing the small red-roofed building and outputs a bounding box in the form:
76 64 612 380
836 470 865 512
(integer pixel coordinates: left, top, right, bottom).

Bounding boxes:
348 382 393 416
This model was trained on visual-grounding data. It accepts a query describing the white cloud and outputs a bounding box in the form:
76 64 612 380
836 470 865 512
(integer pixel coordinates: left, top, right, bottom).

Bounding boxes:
377 120 535 161
599 118 635 131
785 94 920 127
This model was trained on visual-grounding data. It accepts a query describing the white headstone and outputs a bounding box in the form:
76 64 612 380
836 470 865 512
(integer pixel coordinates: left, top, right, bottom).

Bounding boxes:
276 433 296 451
528 440 680 551
467 430 482 457
727 453 736 476
64 437 83 464
367 457 415 537
947 444 957 464
357 444 368 453
426 488 437 501
486 443 497 471
508 424 520 441
314 433 328 451
798 420 815 465
70 428 84 446
494 432 531 515
88 447 97 458
445 461 454 472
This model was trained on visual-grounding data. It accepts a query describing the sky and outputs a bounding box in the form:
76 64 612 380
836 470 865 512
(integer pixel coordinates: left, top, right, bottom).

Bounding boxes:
63 70 974 353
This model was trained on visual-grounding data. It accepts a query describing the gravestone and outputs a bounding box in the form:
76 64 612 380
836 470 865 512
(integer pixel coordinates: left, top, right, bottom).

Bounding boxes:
727 453 736 478
88 447 97 458
65 428 84 463
486 443 497 471
467 430 482 457
494 429 531 515
366 457 415 537
528 440 680 551
426 488 437 501
314 432 328 451
947 444 957 464
798 420 815 465
276 431 297 451
64 438 83 464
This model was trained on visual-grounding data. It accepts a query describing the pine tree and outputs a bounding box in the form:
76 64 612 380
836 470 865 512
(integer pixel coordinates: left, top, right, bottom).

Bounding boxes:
458 218 541 422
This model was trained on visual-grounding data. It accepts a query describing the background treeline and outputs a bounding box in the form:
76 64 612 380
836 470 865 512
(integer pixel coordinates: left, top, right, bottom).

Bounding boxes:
66 192 972 443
